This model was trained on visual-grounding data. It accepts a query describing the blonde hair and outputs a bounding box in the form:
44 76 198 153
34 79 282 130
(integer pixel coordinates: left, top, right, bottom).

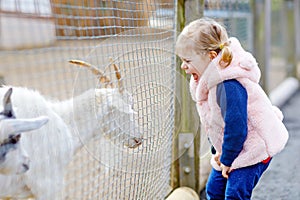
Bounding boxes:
176 18 233 68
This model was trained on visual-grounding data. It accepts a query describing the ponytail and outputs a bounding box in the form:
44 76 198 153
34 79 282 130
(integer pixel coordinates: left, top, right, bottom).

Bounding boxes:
219 42 233 68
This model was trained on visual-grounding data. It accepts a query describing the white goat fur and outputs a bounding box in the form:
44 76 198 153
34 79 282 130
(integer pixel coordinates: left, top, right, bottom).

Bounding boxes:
0 88 49 176
0 86 142 199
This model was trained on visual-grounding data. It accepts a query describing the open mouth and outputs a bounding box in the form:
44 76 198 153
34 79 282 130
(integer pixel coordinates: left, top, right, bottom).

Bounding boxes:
124 137 143 149
192 73 199 81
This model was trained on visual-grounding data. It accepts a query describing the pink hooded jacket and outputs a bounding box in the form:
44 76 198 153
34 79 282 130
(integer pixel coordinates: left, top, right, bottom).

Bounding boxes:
190 37 289 170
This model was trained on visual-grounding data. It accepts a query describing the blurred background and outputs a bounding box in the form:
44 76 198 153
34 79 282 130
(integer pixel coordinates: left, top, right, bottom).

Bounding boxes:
0 0 299 199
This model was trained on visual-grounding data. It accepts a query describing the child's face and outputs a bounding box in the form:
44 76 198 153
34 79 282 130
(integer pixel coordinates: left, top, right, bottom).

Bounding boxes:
179 50 211 82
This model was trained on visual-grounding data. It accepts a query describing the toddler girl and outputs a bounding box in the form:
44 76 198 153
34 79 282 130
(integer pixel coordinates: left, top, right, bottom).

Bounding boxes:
175 18 289 199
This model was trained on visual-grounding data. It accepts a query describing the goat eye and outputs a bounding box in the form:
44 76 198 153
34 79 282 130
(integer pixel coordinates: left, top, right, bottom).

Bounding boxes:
13 134 21 143
9 134 21 144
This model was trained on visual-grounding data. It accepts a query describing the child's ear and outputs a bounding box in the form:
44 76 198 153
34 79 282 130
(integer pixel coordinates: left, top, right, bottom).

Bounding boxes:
209 51 218 60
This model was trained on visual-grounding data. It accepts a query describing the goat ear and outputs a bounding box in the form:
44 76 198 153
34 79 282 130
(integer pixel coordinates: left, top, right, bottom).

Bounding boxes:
4 116 49 135
2 88 15 118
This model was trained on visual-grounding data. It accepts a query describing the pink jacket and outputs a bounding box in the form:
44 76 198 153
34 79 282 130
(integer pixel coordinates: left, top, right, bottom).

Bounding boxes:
190 37 289 170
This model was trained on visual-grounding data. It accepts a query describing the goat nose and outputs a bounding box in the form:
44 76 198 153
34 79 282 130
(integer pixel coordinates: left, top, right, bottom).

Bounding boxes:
23 156 30 170
17 162 30 174
132 137 143 148
125 137 143 149
22 163 29 172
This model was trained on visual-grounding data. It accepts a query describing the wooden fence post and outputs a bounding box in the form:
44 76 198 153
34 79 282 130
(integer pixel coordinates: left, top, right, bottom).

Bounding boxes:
173 0 205 192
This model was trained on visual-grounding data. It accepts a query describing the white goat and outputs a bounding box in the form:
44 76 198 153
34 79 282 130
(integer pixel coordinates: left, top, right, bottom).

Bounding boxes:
54 59 143 149
0 88 48 175
0 60 143 199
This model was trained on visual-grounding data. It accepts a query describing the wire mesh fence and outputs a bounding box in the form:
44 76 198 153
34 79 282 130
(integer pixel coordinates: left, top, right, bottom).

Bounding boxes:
204 0 252 51
204 0 297 91
2 0 295 199
0 0 176 199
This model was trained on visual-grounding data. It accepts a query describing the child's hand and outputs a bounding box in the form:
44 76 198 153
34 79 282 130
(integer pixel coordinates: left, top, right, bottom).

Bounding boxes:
220 164 232 179
213 152 233 178
213 152 221 166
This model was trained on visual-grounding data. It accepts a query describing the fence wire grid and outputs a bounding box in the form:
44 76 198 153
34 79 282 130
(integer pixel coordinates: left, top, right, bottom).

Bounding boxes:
2 0 287 199
204 0 295 91
0 0 176 199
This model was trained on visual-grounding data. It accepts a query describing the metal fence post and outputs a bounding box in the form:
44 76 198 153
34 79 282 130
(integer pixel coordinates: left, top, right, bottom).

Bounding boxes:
252 0 266 90
294 0 300 78
264 0 271 94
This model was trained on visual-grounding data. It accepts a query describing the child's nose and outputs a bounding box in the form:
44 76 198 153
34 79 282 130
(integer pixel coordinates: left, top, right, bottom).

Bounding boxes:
181 62 188 70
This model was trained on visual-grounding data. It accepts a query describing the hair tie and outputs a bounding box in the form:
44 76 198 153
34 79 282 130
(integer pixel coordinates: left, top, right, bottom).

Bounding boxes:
219 43 224 50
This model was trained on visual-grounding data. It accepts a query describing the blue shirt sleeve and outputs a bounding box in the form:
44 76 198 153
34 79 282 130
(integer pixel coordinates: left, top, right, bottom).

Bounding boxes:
216 79 248 167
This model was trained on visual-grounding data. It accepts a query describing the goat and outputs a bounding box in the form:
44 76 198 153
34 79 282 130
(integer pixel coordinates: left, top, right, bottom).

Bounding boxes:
0 60 143 199
57 59 143 149
0 88 49 175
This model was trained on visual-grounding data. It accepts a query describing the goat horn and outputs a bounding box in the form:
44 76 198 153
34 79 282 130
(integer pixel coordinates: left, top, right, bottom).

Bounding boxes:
69 59 113 87
4 116 49 135
2 88 14 117
109 58 124 93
